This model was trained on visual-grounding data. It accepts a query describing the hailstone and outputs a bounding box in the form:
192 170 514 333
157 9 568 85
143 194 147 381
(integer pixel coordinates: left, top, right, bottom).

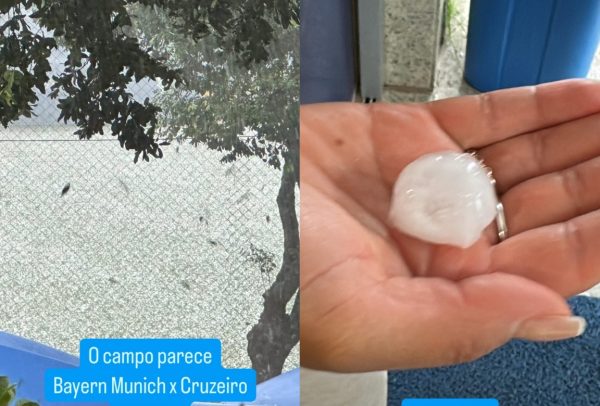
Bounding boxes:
388 151 498 248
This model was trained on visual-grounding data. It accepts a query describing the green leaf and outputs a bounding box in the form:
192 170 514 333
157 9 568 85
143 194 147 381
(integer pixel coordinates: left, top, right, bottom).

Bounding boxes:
0 70 16 106
0 377 9 393
16 400 40 406
0 383 16 406
2 70 15 86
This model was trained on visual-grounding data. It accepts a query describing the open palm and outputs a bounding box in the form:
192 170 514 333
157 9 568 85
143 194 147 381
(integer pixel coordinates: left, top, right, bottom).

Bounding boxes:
301 80 600 372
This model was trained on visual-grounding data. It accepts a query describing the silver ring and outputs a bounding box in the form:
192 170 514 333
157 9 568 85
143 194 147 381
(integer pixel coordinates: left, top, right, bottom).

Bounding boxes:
496 201 508 242
468 150 508 242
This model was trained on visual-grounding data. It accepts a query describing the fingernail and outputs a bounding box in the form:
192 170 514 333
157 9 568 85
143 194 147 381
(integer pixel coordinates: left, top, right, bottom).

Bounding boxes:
514 316 586 341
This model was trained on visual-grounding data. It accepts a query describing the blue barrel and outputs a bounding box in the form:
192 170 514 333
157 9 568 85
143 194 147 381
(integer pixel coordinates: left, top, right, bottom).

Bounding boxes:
300 0 356 104
465 0 600 91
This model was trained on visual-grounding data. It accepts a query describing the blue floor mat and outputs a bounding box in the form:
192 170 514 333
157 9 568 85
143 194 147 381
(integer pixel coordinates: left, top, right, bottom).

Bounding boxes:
388 295 600 406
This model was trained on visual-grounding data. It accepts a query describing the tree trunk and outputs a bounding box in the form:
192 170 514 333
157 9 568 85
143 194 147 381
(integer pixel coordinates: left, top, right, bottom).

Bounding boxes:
247 147 299 383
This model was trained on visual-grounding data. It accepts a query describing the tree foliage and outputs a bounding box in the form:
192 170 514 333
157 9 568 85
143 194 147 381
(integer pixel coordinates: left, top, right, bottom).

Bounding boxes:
131 3 298 171
0 0 299 161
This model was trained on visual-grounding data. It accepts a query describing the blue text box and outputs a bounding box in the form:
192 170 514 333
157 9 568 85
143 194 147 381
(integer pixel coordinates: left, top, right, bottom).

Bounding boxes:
45 338 256 406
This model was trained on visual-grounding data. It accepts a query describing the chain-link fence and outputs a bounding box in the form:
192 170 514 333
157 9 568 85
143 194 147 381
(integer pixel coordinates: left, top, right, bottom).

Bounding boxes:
0 43 298 371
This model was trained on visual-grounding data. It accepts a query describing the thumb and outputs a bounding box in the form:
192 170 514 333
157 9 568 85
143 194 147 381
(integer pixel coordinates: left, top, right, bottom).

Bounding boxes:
314 273 584 372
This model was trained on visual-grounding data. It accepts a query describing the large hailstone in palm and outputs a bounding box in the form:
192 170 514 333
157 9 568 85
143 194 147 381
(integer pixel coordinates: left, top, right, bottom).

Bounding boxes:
389 151 498 248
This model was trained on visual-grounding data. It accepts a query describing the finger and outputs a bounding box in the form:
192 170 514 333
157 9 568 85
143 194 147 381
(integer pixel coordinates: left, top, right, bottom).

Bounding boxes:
491 210 600 297
500 156 600 236
302 272 578 372
478 112 600 193
426 79 600 149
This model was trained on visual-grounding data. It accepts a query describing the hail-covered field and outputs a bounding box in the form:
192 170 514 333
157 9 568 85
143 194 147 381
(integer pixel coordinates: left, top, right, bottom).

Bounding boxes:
0 124 290 369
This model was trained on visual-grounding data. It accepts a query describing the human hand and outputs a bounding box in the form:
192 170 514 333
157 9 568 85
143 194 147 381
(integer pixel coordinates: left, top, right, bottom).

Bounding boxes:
301 79 600 372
